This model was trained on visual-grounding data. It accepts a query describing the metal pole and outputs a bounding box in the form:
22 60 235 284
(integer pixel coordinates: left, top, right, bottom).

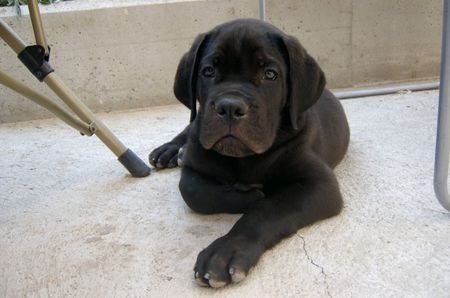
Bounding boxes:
27 0 49 56
259 0 266 21
434 0 450 211
0 70 92 136
0 18 26 53
334 81 439 99
43 72 127 157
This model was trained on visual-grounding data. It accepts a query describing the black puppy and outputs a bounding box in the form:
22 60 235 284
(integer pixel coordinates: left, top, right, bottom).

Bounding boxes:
149 19 350 288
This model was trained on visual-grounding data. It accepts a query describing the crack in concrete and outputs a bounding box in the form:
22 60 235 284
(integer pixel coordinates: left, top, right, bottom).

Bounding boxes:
297 234 332 298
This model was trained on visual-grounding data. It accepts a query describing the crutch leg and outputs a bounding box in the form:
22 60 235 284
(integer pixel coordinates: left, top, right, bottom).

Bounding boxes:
0 5 150 177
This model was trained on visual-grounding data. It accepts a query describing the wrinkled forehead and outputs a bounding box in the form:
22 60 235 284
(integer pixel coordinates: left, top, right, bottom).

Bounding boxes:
205 26 282 62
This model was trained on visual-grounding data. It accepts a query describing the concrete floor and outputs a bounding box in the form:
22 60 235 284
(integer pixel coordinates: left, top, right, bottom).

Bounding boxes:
0 90 449 297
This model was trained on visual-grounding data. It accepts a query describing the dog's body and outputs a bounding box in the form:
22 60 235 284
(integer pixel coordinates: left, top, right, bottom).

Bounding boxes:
149 19 349 288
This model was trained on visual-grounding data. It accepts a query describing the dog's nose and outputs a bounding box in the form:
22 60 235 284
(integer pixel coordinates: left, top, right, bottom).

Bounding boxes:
214 98 249 120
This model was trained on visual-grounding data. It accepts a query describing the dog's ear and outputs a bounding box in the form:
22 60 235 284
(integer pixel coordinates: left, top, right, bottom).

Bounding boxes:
173 33 208 122
281 35 326 130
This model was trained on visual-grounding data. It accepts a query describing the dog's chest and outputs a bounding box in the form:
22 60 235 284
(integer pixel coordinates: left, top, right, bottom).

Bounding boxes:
236 155 277 184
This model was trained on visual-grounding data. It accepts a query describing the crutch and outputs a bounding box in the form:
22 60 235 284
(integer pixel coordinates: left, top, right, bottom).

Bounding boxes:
0 0 150 177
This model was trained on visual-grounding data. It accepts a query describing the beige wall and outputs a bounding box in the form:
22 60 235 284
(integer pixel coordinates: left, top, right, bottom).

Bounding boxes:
0 0 442 123
267 0 442 88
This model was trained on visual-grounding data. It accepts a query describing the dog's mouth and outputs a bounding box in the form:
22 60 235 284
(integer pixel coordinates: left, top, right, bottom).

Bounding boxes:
212 135 255 158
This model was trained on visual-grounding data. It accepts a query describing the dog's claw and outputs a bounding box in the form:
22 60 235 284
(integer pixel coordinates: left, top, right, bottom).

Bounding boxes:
194 271 209 287
209 279 227 288
177 146 185 167
230 270 246 284
204 273 210 280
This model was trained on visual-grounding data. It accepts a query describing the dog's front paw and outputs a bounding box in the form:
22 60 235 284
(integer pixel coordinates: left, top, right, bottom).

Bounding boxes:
194 235 263 288
149 142 182 169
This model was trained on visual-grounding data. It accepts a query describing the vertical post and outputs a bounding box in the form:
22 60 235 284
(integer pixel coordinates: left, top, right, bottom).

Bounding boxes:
434 0 450 210
27 0 49 56
259 0 266 21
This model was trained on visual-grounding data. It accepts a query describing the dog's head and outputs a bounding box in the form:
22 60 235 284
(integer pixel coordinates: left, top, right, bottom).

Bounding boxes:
174 19 325 157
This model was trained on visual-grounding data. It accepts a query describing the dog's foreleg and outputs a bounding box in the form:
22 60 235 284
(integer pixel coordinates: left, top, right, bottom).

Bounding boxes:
193 156 343 287
179 166 264 214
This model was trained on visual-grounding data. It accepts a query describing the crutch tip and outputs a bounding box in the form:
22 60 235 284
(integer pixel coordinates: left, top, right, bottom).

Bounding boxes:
118 148 151 177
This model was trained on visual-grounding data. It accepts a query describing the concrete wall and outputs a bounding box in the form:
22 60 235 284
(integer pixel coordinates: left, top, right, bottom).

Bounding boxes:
0 0 442 123
267 0 442 88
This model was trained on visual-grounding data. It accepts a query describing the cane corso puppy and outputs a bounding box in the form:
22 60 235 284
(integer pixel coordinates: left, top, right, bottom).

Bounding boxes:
149 18 350 288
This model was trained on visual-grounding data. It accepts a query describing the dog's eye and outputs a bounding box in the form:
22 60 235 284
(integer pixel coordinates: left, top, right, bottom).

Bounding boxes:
202 66 215 78
264 69 278 81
